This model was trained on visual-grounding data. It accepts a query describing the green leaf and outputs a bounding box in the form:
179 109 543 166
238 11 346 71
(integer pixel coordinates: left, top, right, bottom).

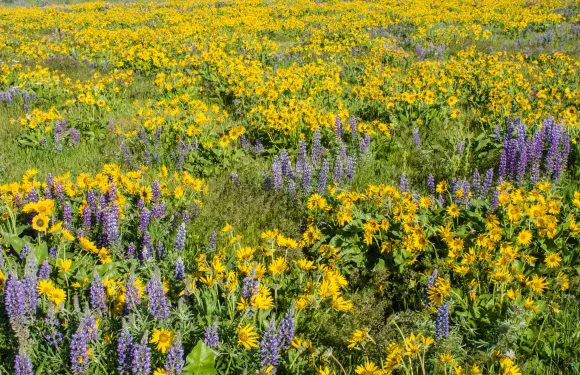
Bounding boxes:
182 340 217 375
1 231 27 253
33 243 48 264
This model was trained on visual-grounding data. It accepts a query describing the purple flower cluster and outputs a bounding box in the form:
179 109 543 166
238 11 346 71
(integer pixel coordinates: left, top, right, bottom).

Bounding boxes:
203 322 219 348
145 272 170 320
131 335 151 375
165 336 184 375
14 351 34 375
260 319 281 370
117 326 134 375
278 308 295 350
174 223 186 253
436 304 450 339
90 272 107 313
123 274 141 314
70 312 98 374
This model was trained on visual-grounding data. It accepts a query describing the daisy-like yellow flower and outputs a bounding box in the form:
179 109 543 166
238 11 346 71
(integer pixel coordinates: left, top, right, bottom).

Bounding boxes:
269 257 287 275
150 329 175 353
237 324 259 349
347 329 368 350
37 279 55 295
32 213 49 232
62 229 75 241
355 360 380 375
516 230 532 246
58 258 73 273
447 204 460 218
544 253 562 268
526 274 548 294
48 288 66 305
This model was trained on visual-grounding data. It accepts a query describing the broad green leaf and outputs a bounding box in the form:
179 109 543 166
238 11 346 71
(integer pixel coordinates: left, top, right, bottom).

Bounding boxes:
182 340 217 375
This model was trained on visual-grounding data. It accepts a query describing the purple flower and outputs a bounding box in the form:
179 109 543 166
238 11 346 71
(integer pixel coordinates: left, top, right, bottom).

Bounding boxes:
139 207 151 234
231 172 240 187
131 335 151 375
174 223 186 253
49 245 58 259
145 272 170 321
241 267 258 300
117 326 134 375
63 202 73 231
127 242 136 259
296 139 308 175
345 156 356 182
69 128 81 145
317 158 330 194
278 307 295 350
260 319 281 370
360 134 371 154
333 155 343 183
399 173 409 193
165 336 184 375
272 156 283 193
436 304 450 339
302 163 313 194
280 149 293 177
124 274 141 314
14 351 34 375
208 231 217 251
423 269 437 307
427 174 435 195
157 241 165 259
481 169 494 196
203 322 219 348
174 258 185 281
70 312 97 374
334 115 343 139
90 272 107 313
39 260 51 280
412 128 421 148
349 115 357 139
471 169 481 196
82 206 92 232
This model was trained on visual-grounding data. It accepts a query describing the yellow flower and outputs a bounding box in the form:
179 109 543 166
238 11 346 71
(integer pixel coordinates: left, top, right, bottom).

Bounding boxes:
62 229 75 241
154 368 168 375
516 230 532 246
37 279 55 295
332 295 353 311
269 257 287 275
49 221 63 234
544 253 562 268
447 204 460 218
58 258 73 273
355 361 380 375
150 329 175 354
32 213 49 232
347 329 368 350
237 324 259 349
221 223 232 233
48 288 66 305
440 353 454 364
526 274 548 294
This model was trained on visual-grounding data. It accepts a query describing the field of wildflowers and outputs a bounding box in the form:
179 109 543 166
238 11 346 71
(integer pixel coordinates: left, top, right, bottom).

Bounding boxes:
0 0 580 374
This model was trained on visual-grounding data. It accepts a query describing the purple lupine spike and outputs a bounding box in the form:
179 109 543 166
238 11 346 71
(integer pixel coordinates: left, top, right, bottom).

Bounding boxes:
90 272 107 313
63 202 73 231
87 190 97 212
157 241 165 259
489 189 500 211
20 243 31 261
139 207 151 234
271 156 283 193
296 139 308 175
14 351 34 375
481 169 494 196
145 272 170 321
69 128 81 145
49 245 58 259
152 180 161 202
278 307 295 350
494 124 501 141
231 172 240 187
39 260 51 280
345 156 356 182
302 163 313 193
436 304 450 339
44 307 63 346
174 258 185 281
126 242 136 259
208 231 217 251
241 267 259 299
254 139 264 154
311 129 322 167
165 336 184 375
140 232 152 262
55 181 65 203
317 158 330 194
498 150 507 181
260 318 281 370
131 335 151 375
151 201 166 219
203 323 219 348
399 173 409 193
106 204 120 245
360 134 371 154
333 155 343 183
471 169 481 196
123 274 141 314
334 115 343 139
349 115 357 139
516 142 528 185
339 143 347 160
287 179 296 195
279 149 293 177
26 188 39 203
70 312 96 374
427 174 435 195
117 326 134 375
82 206 91 232
413 128 421 148
174 223 186 253
4 272 27 328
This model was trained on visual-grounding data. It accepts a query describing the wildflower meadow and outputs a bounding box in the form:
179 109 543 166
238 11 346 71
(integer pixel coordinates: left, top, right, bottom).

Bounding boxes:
0 0 580 374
